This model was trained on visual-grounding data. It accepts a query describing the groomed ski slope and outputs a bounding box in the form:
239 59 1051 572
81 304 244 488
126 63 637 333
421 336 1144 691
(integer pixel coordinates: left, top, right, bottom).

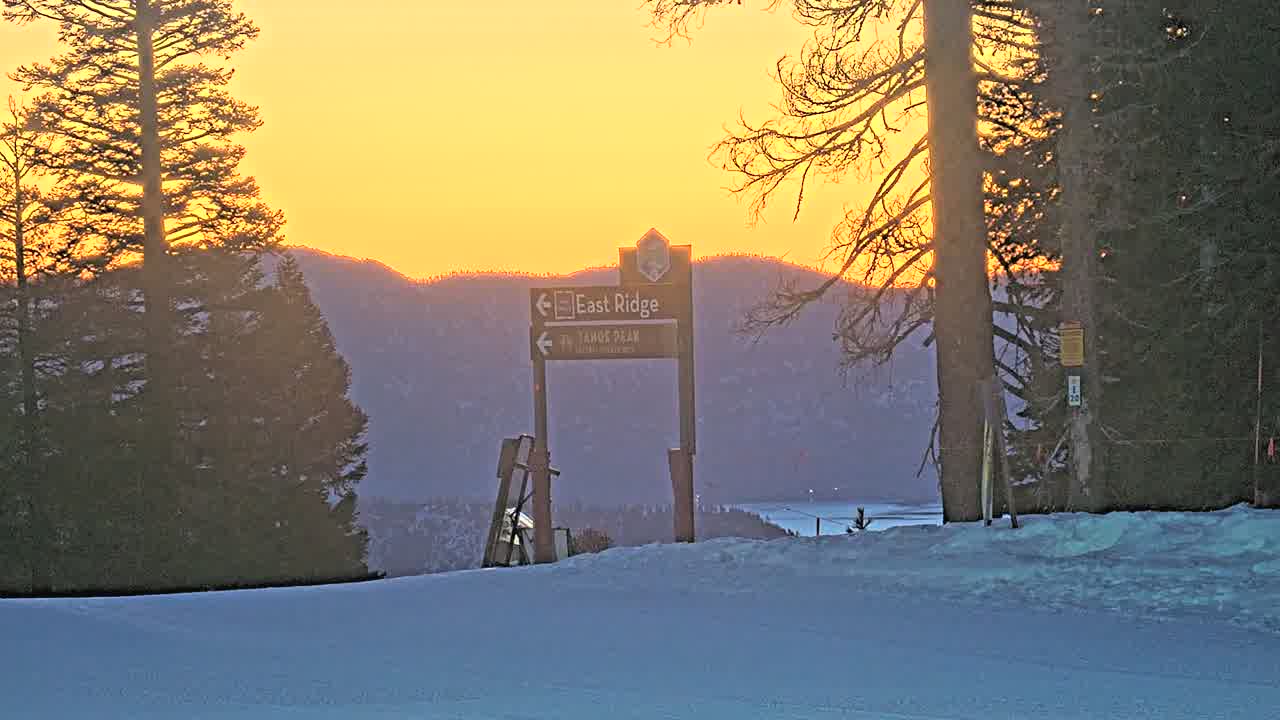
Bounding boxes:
4 506 1279 719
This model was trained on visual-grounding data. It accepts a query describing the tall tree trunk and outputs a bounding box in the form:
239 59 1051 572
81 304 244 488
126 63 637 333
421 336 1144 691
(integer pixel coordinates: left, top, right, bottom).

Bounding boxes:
136 0 177 586
922 0 994 523
11 144 47 594
1044 2 1108 512
13 187 35 438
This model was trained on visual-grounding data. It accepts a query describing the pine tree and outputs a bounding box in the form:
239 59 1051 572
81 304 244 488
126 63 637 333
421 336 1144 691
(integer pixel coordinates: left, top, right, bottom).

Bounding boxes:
920 0 994 522
30 265 149 590
238 254 370 583
1029 1 1108 511
1026 0 1280 508
171 252 369 586
5 0 284 586
0 97 67 593
3 1 281 264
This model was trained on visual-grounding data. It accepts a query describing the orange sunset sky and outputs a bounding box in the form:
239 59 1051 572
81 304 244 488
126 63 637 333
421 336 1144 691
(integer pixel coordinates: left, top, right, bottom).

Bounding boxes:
0 1 911 279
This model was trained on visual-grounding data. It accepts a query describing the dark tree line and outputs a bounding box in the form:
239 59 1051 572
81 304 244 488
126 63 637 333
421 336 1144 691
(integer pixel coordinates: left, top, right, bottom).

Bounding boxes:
646 0 1280 514
0 0 370 594
1045 0 1280 510
1002 0 1280 512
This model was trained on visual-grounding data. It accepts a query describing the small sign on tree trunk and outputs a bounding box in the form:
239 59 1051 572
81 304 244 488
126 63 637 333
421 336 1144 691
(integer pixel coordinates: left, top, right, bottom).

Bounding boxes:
1067 374 1083 407
1060 321 1085 367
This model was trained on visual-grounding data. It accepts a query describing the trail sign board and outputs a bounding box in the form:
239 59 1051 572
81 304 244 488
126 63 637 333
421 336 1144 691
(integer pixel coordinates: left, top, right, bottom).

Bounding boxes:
530 285 685 324
523 227 697 562
532 323 679 360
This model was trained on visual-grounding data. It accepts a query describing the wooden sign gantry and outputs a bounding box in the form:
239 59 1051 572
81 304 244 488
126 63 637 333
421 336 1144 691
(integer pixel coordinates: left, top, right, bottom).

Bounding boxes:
527 228 696 563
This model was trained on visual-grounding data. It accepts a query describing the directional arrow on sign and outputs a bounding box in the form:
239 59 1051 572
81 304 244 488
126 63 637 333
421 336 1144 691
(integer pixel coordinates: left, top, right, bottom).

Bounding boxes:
535 330 553 357
535 293 552 318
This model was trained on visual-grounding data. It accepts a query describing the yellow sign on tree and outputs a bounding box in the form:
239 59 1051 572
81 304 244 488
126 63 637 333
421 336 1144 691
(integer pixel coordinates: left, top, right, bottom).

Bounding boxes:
1060 321 1085 367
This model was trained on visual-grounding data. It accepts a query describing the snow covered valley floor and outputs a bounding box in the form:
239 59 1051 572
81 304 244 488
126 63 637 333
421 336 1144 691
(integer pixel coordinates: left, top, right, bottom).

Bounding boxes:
4 506 1279 719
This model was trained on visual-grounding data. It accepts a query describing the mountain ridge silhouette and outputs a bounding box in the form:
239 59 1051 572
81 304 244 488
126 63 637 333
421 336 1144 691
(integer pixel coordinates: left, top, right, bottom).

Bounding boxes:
285 247 940 506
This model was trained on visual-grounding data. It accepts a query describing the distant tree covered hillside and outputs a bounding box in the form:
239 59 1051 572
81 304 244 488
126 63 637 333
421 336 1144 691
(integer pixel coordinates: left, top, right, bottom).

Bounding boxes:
289 249 939 506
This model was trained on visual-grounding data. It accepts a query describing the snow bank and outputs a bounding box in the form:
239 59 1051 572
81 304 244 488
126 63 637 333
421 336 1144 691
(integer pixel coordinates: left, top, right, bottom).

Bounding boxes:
549 504 1280 633
2 506 1278 719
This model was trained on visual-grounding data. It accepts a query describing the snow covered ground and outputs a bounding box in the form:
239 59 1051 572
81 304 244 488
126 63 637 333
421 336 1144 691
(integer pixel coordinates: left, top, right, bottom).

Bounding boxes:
4 506 1279 719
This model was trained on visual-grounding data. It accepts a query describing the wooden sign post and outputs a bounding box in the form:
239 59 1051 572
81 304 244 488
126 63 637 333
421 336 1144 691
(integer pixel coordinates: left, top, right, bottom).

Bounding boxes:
529 351 554 563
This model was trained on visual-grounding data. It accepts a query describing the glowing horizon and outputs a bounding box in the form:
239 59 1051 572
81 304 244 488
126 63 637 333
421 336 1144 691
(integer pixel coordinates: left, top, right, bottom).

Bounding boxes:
0 1 924 280
293 243 843 284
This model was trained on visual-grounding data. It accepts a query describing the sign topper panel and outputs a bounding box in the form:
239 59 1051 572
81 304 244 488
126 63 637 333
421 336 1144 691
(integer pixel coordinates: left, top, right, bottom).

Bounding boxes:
620 229 691 287
636 228 672 282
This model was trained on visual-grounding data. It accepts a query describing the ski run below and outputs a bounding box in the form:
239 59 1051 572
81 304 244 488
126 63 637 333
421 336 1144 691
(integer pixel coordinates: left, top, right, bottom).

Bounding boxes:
4 505 1279 719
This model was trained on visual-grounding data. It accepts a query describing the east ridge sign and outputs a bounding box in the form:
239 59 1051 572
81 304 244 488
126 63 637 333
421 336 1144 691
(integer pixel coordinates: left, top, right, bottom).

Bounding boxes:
530 285 684 324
